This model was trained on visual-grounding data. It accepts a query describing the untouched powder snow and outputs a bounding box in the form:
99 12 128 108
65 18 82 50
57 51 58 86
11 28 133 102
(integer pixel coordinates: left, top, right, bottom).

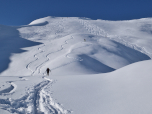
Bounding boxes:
51 60 152 114
0 16 152 114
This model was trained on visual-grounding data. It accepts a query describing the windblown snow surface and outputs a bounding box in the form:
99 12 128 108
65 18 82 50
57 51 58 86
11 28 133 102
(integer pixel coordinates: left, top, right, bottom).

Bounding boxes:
0 16 152 114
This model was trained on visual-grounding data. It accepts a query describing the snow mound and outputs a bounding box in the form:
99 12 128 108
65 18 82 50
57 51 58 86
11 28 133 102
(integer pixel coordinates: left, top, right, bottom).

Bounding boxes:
29 16 51 25
51 60 152 114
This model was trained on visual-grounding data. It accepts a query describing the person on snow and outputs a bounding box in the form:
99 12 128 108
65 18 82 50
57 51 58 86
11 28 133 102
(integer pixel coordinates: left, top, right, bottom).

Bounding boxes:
46 68 51 76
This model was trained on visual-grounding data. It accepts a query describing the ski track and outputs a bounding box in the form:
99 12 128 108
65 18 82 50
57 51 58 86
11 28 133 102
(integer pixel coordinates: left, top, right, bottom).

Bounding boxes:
79 19 152 59
30 19 95 75
26 44 46 76
29 18 81 75
1 17 152 114
26 18 65 76
27 19 67 76
13 18 72 114
0 18 72 114
19 77 29 81
0 76 29 96
37 77 72 114
38 35 93 73
0 77 71 114
36 22 67 75
31 44 46 76
0 82 17 96
38 35 74 75
4 17 149 114
65 37 93 61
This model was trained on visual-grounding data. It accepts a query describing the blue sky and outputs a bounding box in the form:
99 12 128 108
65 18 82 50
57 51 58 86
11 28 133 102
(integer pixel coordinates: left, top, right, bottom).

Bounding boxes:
0 0 152 26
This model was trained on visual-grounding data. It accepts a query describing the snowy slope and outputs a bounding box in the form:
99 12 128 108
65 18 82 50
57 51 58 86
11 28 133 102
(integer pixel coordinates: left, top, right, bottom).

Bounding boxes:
0 17 152 114
51 60 152 114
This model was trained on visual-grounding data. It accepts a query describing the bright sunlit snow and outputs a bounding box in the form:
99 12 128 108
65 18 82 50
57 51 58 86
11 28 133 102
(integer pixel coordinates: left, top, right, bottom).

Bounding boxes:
0 17 152 114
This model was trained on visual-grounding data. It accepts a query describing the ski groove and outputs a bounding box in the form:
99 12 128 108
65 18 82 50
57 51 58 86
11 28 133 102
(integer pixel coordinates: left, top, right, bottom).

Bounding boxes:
38 36 74 75
0 82 17 95
26 19 66 76
26 44 46 75
0 78 71 114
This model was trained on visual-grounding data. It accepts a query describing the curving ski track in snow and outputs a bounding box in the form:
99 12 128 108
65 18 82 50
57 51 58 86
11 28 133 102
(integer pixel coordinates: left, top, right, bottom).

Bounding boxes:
0 78 71 114
0 81 17 95
34 77 72 114
26 44 46 75
26 19 68 76
65 36 93 61
26 19 65 76
36 77 72 114
13 19 72 114
29 18 80 75
38 35 93 73
38 36 74 75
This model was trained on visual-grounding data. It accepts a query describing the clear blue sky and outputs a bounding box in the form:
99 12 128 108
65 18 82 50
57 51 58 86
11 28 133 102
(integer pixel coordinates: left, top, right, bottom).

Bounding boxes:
0 0 152 26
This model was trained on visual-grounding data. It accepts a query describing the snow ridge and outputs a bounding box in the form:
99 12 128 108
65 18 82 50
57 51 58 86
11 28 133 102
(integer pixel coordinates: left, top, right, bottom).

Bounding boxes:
79 19 152 59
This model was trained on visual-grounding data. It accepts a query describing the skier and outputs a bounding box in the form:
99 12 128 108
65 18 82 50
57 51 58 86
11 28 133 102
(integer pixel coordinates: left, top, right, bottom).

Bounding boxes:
46 68 51 76
84 39 86 42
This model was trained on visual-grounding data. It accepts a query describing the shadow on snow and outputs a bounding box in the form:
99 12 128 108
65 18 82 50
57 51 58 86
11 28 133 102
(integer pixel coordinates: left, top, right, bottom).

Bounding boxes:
0 25 42 74
78 40 151 73
78 54 115 73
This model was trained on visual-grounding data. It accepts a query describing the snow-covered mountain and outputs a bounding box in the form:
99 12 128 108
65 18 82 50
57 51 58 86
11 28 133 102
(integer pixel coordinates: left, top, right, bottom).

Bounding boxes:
0 16 152 114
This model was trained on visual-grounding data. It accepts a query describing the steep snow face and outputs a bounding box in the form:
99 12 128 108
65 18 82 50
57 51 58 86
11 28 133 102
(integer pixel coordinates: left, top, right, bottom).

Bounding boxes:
0 25 41 76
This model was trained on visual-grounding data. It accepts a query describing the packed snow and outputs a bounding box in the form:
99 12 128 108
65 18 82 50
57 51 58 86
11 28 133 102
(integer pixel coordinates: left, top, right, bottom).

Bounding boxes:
0 16 152 114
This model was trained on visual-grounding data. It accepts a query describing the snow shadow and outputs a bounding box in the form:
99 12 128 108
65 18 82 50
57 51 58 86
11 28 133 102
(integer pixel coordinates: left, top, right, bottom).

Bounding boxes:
78 40 151 73
140 24 152 34
0 85 14 95
0 25 42 74
22 21 49 27
104 40 151 63
78 54 115 73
